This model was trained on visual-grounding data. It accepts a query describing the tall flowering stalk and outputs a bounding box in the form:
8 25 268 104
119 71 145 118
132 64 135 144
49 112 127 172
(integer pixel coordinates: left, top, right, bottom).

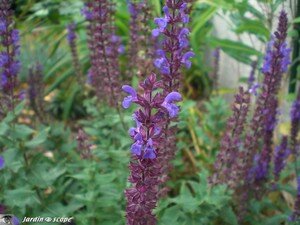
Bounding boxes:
212 10 291 220
122 74 182 224
123 1 193 223
82 0 122 107
0 0 21 111
152 0 194 195
242 10 290 185
66 23 83 85
212 87 250 188
127 0 154 79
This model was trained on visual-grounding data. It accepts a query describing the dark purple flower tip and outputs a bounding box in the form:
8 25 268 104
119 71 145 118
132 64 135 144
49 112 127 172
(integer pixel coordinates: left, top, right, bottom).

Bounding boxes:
66 23 76 43
122 85 137 109
162 92 182 118
0 156 5 170
131 142 142 156
181 51 195 69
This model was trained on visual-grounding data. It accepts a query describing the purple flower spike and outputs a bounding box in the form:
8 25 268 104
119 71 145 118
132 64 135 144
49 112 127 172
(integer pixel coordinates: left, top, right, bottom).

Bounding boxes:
181 51 195 69
0 156 5 170
162 92 182 118
122 85 137 108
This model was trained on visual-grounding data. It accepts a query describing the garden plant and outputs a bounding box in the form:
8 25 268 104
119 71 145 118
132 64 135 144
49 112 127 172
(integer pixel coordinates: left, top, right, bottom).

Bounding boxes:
0 0 300 225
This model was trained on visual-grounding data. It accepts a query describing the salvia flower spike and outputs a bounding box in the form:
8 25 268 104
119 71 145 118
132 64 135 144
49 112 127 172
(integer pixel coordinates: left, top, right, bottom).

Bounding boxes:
0 0 21 110
243 10 290 186
66 23 83 85
122 74 182 224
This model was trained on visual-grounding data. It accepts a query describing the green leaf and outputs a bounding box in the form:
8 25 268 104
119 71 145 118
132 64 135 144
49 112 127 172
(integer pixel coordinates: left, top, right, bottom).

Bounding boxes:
293 17 300 23
208 37 261 64
235 19 270 41
25 128 50 148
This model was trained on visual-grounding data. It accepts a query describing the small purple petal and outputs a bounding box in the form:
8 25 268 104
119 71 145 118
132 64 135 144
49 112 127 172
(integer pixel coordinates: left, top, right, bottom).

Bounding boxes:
122 85 137 97
122 96 133 109
0 156 4 170
131 142 142 156
165 92 182 103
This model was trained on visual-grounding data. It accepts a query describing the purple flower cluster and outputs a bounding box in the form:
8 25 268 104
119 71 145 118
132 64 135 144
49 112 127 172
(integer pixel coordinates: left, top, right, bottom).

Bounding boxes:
0 155 4 170
243 10 290 187
82 0 122 107
123 1 193 223
127 0 154 79
152 1 194 93
122 74 182 224
0 0 21 109
212 87 250 188
212 10 291 220
151 0 194 199
273 136 290 182
66 23 83 84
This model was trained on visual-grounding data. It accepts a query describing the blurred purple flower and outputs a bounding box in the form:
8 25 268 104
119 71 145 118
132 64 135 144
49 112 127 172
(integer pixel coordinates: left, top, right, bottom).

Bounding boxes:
122 85 137 108
0 155 5 170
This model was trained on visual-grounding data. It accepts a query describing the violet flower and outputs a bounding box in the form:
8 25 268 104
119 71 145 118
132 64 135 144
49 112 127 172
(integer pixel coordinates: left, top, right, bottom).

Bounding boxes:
243 10 290 188
273 136 290 182
122 85 137 109
151 0 194 198
0 155 4 170
0 0 21 110
123 74 168 224
161 92 182 118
